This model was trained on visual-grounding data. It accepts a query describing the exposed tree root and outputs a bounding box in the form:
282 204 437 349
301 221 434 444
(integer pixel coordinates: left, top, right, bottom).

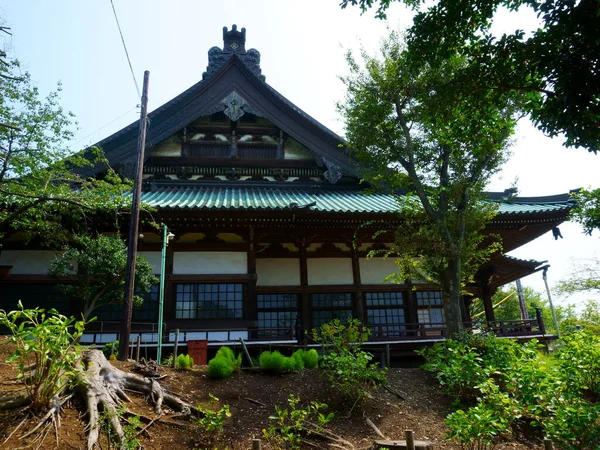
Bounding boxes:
1 349 194 450
77 349 193 450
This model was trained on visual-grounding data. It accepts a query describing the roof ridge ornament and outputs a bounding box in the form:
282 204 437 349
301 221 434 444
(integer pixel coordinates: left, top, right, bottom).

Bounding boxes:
203 25 265 81
205 91 264 121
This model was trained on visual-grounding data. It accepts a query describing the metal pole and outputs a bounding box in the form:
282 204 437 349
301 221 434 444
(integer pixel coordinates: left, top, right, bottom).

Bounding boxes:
119 70 150 361
542 266 560 338
157 225 167 364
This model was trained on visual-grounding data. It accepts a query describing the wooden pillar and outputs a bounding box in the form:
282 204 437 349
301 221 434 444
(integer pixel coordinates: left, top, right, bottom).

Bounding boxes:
461 295 472 329
405 281 418 325
246 225 258 322
351 246 365 323
482 283 495 324
299 237 310 341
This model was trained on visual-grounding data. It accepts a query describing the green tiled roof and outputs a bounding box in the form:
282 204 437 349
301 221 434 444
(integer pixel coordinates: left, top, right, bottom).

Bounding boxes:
141 186 572 215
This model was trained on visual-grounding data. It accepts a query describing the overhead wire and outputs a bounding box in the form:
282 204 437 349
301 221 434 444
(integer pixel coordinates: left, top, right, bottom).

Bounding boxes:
109 0 141 99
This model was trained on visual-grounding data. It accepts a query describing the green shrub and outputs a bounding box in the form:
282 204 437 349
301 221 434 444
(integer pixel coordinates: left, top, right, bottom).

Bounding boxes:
300 348 319 368
208 357 233 379
176 353 194 370
259 350 287 372
311 318 387 410
445 403 511 450
554 332 600 395
214 346 242 371
291 350 305 370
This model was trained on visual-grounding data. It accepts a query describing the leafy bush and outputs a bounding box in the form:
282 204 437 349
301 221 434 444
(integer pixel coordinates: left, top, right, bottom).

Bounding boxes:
214 346 242 371
263 394 334 450
293 349 319 368
554 331 600 396
423 333 600 450
259 350 287 372
176 353 194 370
0 302 88 411
312 318 387 410
208 357 233 379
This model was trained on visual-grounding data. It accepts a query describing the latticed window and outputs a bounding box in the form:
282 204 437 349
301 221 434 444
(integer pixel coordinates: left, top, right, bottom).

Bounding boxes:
175 284 243 319
311 293 353 329
132 285 159 322
416 291 444 327
257 293 298 338
365 292 406 336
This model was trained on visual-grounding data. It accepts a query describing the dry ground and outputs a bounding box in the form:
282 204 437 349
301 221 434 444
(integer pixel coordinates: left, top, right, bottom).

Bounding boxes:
0 337 544 449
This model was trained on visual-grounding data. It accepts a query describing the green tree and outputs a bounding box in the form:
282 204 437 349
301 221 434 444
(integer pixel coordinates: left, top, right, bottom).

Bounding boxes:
0 48 130 243
49 235 158 321
340 0 600 151
340 33 523 336
570 188 600 235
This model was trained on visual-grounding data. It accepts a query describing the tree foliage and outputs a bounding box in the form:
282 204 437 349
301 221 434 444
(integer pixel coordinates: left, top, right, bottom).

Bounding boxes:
340 0 600 152
570 188 600 235
340 33 524 335
48 235 158 320
0 51 131 243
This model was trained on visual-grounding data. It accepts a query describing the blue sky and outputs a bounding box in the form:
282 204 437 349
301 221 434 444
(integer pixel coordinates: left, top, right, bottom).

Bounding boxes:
2 1 598 309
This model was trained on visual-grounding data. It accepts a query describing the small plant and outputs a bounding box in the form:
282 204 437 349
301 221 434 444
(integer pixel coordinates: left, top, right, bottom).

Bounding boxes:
99 406 142 450
312 318 387 410
103 340 119 359
263 394 334 450
208 356 233 379
0 301 88 412
176 353 194 370
195 394 232 436
259 350 287 372
162 353 174 366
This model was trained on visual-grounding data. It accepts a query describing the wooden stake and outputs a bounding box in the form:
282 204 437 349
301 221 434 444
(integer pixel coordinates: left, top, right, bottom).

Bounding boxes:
172 329 179 368
119 70 150 361
252 438 262 450
405 430 415 450
135 335 141 363
239 337 254 367
544 439 554 450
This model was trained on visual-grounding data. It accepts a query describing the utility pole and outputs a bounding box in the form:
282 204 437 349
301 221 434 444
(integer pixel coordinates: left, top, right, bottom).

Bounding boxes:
542 266 560 338
119 70 150 361
515 278 529 320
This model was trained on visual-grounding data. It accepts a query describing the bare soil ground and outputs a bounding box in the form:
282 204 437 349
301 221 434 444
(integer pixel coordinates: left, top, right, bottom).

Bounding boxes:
0 337 544 449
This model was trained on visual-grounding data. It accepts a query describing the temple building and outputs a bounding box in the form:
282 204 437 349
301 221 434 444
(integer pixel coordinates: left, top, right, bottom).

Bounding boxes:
0 26 574 349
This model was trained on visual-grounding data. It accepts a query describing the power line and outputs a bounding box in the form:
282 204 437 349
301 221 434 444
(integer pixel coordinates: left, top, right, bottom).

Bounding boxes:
109 0 141 99
74 106 138 147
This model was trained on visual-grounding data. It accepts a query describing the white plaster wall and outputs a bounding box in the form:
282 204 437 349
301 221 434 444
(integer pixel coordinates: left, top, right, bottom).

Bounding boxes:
0 250 58 275
138 251 161 275
256 259 300 286
359 257 400 284
307 258 353 285
173 252 247 274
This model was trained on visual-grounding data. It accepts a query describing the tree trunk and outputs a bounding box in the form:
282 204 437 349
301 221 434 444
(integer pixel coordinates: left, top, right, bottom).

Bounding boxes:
441 258 465 339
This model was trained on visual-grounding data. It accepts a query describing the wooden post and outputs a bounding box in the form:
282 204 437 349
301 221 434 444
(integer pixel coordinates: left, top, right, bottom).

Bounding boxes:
386 344 391 368
405 430 415 450
252 438 262 450
135 335 141 363
544 439 553 450
119 70 150 361
240 337 254 368
172 329 179 368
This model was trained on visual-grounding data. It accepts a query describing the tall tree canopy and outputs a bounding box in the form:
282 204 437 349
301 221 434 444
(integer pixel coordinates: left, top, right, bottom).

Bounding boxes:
0 50 131 243
341 0 600 152
340 33 526 336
